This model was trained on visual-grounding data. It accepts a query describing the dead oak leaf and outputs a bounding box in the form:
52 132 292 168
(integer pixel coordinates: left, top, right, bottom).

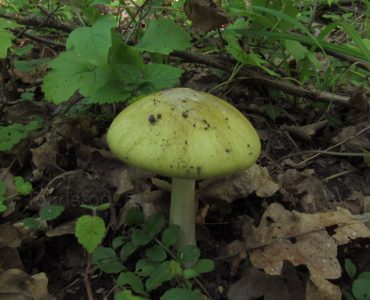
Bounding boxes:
282 120 328 142
198 164 279 203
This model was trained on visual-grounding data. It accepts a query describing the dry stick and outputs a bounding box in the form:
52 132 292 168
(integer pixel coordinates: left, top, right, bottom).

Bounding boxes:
172 50 351 105
84 253 95 300
11 29 66 47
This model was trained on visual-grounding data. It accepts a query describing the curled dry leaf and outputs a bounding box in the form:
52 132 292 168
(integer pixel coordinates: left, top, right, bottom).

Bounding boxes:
184 0 230 34
282 120 328 142
0 269 56 300
243 204 370 300
331 125 370 152
198 164 279 203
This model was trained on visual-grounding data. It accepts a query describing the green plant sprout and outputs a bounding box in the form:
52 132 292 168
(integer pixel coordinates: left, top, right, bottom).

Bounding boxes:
343 258 370 300
92 207 215 300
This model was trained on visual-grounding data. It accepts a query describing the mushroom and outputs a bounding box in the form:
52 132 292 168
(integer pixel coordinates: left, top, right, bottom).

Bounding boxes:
107 88 261 246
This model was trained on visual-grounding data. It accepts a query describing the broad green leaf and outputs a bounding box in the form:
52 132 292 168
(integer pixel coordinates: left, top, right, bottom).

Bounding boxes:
193 259 215 273
109 34 144 70
344 259 357 280
142 63 183 90
182 268 198 279
132 229 152 247
39 205 65 221
359 272 370 281
135 258 160 276
145 245 167 262
117 271 145 294
177 245 200 264
161 225 180 247
13 58 49 72
13 44 34 56
115 290 149 300
160 288 201 300
13 176 32 196
0 18 19 58
0 120 41 152
75 215 106 253
84 80 133 104
125 207 145 226
145 260 182 291
352 278 370 300
284 40 307 61
142 213 165 238
42 50 111 104
112 236 125 250
22 217 41 229
92 247 124 273
136 18 191 54
120 241 137 260
67 15 116 67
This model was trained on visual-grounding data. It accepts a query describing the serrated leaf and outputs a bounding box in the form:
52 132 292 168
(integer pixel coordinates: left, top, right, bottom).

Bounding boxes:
161 225 180 247
0 18 19 58
136 18 191 54
177 245 200 264
75 215 106 253
284 40 307 61
345 259 357 280
117 271 145 294
132 229 152 247
145 245 167 262
39 205 65 221
142 213 165 238
160 288 201 300
67 15 116 67
142 63 183 90
92 247 124 273
125 207 145 226
42 50 111 104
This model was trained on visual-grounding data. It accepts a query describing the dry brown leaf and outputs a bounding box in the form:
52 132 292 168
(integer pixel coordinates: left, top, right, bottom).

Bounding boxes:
0 223 22 248
331 125 370 152
227 263 306 300
278 168 330 212
0 269 55 300
184 0 230 34
198 164 279 203
46 221 76 237
282 120 328 142
0 246 24 271
306 271 341 300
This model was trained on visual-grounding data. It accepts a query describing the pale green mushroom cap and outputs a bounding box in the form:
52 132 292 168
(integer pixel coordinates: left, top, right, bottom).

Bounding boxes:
107 88 261 180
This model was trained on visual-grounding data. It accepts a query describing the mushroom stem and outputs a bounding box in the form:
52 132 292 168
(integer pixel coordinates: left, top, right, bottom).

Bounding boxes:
170 177 196 246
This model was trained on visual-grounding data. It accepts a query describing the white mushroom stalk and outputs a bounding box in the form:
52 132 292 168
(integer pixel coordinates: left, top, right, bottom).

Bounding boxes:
107 88 261 247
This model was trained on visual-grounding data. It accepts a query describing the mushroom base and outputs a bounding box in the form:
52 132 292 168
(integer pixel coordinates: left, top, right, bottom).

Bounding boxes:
169 178 196 246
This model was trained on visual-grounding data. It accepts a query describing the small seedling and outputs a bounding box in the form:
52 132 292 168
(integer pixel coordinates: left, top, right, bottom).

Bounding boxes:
343 259 370 300
0 176 33 213
92 207 215 300
22 205 65 229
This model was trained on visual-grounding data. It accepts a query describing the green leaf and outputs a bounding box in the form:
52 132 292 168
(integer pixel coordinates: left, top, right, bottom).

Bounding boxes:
75 215 106 253
135 258 160 277
112 236 125 250
0 120 41 152
145 245 167 262
160 288 201 300
362 149 370 167
345 259 357 280
352 278 370 300
136 18 191 54
22 217 41 229
284 40 307 61
359 272 370 281
84 79 132 104
182 268 198 280
193 259 215 273
161 225 180 247
92 247 124 273
142 213 165 238
109 35 144 71
120 241 137 260
142 63 183 90
115 290 149 300
125 207 145 226
42 50 111 104
145 260 182 291
264 104 282 121
0 18 19 58
340 22 370 63
132 229 152 247
177 245 200 264
0 181 7 196
117 271 145 294
13 176 32 196
67 15 116 67
39 205 65 221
